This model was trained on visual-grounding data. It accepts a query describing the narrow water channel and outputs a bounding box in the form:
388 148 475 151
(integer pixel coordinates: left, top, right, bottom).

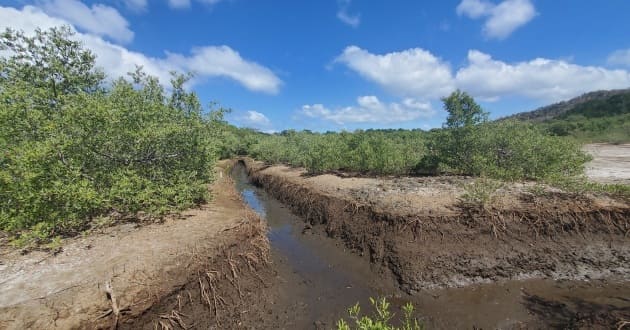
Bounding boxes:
231 163 630 329
232 163 397 329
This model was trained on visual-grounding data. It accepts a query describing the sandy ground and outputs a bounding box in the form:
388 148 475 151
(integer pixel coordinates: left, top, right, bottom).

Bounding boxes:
256 163 626 219
584 143 630 184
0 167 265 329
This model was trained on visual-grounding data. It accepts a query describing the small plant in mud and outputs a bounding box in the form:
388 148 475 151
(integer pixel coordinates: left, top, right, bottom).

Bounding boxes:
336 297 424 330
526 183 548 197
459 177 504 208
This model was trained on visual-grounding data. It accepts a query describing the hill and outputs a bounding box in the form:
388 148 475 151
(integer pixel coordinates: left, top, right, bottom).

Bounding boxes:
504 88 630 143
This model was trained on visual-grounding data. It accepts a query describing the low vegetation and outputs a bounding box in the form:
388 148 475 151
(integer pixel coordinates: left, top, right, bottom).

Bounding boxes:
336 297 424 330
0 27 225 245
236 90 591 185
505 88 630 143
1 26 626 246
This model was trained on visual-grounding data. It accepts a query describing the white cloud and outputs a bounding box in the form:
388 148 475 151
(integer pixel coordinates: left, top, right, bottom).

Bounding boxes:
337 0 360 28
456 0 536 39
39 0 134 43
166 46 282 94
240 110 272 128
608 49 630 68
456 50 630 101
336 46 630 103
122 0 148 11
236 110 275 132
168 0 191 9
0 5 282 94
301 96 435 125
168 0 222 9
456 0 493 19
335 46 454 99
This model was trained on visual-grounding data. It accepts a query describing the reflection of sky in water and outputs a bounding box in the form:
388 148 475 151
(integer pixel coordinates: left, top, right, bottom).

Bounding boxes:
241 189 265 217
234 169 345 276
231 164 376 323
240 187 330 274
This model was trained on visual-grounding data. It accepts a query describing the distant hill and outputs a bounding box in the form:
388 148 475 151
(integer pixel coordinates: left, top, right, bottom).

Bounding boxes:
503 88 630 143
503 88 630 122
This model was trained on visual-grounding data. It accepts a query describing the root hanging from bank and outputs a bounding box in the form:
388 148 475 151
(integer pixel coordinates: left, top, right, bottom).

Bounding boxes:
120 210 274 329
241 158 630 292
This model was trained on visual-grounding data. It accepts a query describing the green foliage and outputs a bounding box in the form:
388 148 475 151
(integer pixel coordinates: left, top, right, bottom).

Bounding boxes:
240 91 591 187
541 112 630 143
248 129 426 175
442 89 488 129
511 89 630 143
0 27 222 243
545 175 630 199
423 92 591 181
337 297 424 330
459 178 504 208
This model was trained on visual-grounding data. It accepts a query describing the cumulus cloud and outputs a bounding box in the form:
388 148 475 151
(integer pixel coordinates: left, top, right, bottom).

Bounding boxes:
337 0 360 28
39 0 134 43
336 46 630 103
122 0 148 11
608 49 630 68
301 96 434 125
238 110 273 130
456 0 493 19
168 0 191 9
0 5 282 94
168 0 222 9
456 50 630 101
456 0 536 39
335 46 454 99
166 46 282 94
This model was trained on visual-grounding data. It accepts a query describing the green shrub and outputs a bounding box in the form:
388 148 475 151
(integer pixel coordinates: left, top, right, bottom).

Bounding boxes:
459 177 504 208
420 91 592 182
336 297 424 330
0 27 222 243
248 130 427 175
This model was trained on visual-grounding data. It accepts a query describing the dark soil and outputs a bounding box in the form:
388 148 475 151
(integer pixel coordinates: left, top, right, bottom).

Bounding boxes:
240 158 630 328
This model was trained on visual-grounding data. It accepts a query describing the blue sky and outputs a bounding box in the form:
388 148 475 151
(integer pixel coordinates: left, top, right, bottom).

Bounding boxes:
2 0 630 132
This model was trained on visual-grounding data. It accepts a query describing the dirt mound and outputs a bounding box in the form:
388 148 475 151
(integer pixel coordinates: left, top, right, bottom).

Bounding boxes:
243 158 630 293
0 167 274 329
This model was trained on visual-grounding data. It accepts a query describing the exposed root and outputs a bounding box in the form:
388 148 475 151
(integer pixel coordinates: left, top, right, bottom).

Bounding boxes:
158 310 188 329
226 253 243 299
104 280 120 330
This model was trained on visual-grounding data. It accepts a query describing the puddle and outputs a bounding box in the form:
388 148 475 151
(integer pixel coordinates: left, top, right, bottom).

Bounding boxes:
231 163 630 329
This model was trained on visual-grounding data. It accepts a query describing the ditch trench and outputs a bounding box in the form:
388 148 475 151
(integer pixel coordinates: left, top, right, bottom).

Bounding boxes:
231 161 630 329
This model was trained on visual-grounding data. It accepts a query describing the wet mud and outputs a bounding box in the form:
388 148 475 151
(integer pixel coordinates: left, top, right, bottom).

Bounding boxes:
235 159 630 329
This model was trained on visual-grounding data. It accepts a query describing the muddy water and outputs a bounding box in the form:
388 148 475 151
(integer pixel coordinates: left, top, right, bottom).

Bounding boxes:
232 163 396 329
231 164 630 329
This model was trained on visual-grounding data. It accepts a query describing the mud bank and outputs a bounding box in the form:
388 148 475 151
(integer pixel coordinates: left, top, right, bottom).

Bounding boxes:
242 158 630 293
0 166 273 329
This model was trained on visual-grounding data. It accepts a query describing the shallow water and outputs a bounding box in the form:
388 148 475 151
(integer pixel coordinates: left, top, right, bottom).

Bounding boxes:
231 163 630 329
232 163 393 328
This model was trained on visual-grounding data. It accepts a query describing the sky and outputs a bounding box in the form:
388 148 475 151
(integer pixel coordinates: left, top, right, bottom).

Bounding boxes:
1 0 630 132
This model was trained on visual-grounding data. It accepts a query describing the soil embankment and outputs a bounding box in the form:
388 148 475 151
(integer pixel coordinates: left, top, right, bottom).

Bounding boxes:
0 165 274 329
242 158 630 293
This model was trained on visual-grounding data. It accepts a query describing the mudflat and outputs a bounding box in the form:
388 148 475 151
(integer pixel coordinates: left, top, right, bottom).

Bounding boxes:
584 143 630 184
